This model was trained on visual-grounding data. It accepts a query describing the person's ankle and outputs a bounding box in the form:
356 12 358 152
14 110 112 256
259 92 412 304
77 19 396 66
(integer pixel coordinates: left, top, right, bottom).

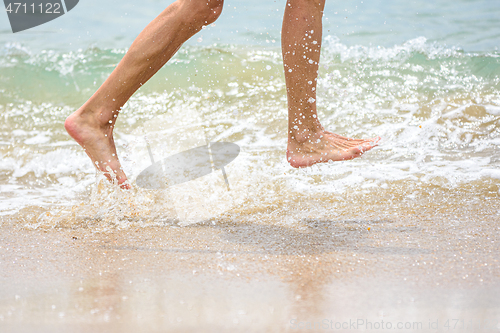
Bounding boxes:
289 127 323 146
73 105 115 130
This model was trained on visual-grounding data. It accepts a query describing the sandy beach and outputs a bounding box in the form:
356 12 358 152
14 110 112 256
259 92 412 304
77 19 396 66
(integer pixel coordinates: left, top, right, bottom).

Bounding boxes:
1 189 499 333
1 0 500 332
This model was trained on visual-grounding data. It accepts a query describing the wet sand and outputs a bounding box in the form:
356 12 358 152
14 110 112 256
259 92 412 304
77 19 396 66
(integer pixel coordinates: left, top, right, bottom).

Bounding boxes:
1 192 499 333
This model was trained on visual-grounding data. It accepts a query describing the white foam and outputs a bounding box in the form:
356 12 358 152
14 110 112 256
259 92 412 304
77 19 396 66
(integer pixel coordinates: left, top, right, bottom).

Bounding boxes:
485 105 500 115
322 36 463 63
2 39 499 223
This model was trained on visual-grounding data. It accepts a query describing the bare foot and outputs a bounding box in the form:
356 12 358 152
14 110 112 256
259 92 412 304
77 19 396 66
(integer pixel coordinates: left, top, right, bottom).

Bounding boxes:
65 108 130 189
287 130 380 168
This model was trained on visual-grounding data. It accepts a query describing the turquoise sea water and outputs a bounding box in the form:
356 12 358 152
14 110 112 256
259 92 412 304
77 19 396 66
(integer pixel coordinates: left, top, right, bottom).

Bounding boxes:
0 0 499 225
1 0 499 51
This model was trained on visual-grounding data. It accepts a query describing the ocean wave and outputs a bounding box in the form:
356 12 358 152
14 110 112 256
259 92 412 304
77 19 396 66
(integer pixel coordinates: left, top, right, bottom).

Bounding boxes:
0 37 498 223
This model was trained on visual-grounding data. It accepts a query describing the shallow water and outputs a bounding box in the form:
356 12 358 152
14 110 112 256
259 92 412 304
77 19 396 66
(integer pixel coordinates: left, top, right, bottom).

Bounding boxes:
0 35 498 225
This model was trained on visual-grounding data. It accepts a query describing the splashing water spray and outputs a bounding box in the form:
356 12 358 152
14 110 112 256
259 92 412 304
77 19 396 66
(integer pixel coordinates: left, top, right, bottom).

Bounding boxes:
135 108 240 225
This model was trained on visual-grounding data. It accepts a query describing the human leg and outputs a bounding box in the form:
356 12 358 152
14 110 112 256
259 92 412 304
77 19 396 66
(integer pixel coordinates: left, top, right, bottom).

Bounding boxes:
282 0 379 168
65 0 224 187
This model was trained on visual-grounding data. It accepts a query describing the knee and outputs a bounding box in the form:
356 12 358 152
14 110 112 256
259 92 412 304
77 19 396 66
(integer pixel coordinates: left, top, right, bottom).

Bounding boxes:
286 0 325 11
204 0 224 25
182 0 224 27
